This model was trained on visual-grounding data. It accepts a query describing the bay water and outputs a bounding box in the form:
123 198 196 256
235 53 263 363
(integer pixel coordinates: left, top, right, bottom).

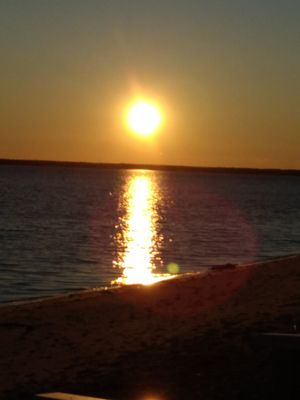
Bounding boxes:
0 165 299 303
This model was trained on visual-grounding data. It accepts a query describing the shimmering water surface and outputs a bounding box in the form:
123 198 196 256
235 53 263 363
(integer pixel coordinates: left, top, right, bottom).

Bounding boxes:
0 165 299 303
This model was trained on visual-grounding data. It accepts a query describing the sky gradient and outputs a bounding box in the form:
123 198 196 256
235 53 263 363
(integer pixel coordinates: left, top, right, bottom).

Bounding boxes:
1 0 299 169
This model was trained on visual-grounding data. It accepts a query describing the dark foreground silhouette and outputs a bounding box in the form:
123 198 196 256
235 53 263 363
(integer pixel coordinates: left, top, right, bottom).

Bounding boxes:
1 256 300 400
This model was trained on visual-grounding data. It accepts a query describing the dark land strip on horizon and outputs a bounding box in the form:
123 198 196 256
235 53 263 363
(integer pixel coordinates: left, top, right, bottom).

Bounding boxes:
1 159 300 176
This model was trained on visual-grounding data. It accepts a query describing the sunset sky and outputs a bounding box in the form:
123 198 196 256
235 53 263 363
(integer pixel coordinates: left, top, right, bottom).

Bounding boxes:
1 0 299 169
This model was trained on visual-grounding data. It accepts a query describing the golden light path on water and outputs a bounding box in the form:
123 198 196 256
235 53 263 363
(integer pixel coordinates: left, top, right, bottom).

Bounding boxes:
113 172 172 285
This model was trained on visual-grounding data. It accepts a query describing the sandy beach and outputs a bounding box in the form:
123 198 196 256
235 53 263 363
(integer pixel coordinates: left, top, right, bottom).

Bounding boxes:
1 255 300 399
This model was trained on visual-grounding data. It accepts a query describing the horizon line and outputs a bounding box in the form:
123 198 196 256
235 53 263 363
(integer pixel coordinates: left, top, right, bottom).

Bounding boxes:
0 158 299 176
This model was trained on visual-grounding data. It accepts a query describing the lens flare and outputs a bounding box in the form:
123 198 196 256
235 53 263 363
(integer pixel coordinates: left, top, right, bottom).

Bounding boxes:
167 262 180 274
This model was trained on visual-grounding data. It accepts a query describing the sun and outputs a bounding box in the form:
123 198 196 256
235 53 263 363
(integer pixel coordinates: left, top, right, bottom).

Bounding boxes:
127 101 162 136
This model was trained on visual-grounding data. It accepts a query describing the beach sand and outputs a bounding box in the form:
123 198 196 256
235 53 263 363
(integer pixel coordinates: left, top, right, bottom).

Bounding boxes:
0 255 300 399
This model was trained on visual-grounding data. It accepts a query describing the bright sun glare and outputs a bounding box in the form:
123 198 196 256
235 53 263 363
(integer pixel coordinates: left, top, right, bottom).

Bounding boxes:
127 101 162 136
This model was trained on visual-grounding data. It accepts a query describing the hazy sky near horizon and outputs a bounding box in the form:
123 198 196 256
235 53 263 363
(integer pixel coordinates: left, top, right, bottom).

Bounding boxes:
0 0 299 168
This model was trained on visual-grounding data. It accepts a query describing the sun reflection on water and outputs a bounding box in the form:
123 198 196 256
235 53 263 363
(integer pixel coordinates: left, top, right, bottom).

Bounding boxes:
113 172 171 285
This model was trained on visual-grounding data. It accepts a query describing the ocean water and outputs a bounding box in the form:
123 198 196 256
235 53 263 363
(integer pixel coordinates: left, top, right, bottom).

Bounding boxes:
0 165 299 303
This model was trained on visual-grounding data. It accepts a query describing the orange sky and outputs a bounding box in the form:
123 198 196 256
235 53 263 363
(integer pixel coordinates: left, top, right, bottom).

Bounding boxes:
0 1 299 169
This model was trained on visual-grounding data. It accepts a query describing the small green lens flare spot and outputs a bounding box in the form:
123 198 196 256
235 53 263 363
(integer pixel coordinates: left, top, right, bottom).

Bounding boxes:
167 262 180 274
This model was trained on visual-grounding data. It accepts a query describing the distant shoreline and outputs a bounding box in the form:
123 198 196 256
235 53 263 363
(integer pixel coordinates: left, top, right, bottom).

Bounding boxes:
1 158 300 176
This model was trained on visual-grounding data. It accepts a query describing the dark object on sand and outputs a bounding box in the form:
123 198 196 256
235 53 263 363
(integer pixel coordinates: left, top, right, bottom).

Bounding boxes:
211 263 236 270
